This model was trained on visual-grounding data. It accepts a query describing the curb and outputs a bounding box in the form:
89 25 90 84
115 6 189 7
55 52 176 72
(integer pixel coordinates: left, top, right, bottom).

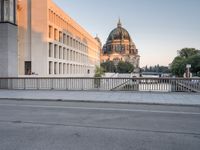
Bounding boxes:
1 98 200 107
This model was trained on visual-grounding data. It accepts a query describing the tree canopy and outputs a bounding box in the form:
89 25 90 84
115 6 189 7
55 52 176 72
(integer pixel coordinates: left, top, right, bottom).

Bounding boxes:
117 61 134 73
171 48 200 77
94 66 105 77
101 61 134 73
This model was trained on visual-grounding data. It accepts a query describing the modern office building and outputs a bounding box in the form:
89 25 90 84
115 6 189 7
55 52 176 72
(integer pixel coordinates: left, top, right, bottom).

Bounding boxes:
0 0 101 77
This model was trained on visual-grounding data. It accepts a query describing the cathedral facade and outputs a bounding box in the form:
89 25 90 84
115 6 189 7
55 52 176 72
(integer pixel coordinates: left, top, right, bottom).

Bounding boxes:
101 20 140 71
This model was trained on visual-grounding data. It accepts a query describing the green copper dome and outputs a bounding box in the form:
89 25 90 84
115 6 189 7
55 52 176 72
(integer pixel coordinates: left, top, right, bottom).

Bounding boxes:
106 19 131 42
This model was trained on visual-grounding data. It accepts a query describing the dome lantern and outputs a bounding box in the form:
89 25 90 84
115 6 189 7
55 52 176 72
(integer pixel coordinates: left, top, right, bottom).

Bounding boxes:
117 18 122 28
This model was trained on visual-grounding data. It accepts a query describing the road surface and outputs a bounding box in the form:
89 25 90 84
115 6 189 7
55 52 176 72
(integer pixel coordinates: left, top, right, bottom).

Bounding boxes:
0 99 200 150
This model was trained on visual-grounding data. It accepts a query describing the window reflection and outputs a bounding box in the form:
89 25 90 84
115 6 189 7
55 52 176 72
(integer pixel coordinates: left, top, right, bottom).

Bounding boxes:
0 0 15 23
0 1 1 20
4 0 9 21
9 0 14 22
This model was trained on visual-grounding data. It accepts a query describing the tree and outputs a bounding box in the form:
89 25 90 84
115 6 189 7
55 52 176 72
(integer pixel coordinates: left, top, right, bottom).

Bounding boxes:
171 56 186 77
117 61 134 73
179 48 199 58
101 61 116 73
171 48 200 77
94 66 105 88
186 55 200 76
94 66 105 77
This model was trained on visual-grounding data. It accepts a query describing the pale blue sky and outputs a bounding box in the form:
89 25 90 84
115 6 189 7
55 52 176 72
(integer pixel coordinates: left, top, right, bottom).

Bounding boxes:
54 0 200 67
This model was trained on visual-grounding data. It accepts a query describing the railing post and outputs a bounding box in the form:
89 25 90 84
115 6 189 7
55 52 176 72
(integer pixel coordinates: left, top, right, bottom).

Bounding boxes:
37 78 39 90
81 79 83 90
51 78 53 90
24 78 26 90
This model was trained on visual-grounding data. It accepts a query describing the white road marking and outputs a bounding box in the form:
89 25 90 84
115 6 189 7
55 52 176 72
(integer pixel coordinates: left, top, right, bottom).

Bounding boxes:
0 103 200 115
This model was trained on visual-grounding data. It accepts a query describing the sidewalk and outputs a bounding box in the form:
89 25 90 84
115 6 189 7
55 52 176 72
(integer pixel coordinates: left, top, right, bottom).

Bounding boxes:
0 90 200 106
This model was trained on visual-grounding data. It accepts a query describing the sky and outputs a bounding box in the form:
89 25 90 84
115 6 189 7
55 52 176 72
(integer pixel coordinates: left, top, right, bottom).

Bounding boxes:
54 0 200 67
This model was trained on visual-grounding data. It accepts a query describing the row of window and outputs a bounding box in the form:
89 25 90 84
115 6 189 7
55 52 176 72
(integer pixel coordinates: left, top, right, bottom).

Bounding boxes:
49 61 90 75
49 43 88 63
49 25 88 53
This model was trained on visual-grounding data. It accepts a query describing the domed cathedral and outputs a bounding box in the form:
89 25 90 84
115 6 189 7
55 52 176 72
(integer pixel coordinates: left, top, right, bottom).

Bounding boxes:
101 19 140 71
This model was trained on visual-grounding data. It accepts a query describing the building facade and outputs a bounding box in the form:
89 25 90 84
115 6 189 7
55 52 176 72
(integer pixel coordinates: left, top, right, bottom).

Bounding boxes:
0 0 100 77
0 0 18 77
101 20 140 71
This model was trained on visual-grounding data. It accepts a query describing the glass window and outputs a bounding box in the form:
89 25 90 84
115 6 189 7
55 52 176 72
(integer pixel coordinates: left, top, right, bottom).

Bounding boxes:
9 0 14 22
4 0 9 21
49 61 53 75
59 46 62 59
0 1 2 21
25 61 32 75
54 62 57 74
49 43 53 57
49 26 52 38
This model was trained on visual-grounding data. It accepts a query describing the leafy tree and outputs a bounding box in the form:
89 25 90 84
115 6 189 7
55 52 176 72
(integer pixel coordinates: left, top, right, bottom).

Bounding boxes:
179 48 199 58
186 55 200 76
117 61 134 73
94 66 105 88
171 56 186 77
171 48 200 77
101 61 116 73
94 66 105 77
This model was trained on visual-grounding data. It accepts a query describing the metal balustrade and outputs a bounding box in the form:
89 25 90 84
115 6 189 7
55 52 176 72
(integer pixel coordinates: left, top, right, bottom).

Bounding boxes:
0 77 200 92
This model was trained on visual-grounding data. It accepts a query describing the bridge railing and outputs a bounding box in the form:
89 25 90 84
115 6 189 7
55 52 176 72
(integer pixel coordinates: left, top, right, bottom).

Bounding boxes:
0 77 199 92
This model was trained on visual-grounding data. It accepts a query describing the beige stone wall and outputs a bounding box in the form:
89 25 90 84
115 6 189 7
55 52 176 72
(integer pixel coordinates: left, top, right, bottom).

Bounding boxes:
17 0 100 77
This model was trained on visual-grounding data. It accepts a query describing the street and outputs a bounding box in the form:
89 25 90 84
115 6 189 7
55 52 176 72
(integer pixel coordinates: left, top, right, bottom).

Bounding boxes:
0 99 200 150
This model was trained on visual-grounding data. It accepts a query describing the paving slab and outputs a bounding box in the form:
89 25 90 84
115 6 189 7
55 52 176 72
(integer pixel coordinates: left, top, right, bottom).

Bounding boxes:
0 90 200 106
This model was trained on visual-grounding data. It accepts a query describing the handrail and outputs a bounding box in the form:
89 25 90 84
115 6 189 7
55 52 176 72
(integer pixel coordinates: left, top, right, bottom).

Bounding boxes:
0 77 199 92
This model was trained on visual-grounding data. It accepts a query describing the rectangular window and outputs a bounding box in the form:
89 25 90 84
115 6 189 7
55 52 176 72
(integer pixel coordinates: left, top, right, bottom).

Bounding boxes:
67 35 69 45
54 62 57 74
0 0 2 21
4 0 9 21
59 63 62 74
63 63 66 74
63 33 66 44
25 61 31 75
66 49 68 60
70 38 72 47
54 45 57 58
9 0 14 22
54 28 57 40
59 31 62 43
49 43 53 57
59 46 62 59
63 48 66 60
49 61 53 74
49 26 52 38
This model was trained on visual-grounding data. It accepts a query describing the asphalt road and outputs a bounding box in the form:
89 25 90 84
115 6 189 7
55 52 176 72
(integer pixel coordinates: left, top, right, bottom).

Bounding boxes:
0 99 200 150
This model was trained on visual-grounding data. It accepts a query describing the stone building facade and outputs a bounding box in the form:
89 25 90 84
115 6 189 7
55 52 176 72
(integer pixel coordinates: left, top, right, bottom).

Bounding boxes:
0 0 100 77
101 20 140 71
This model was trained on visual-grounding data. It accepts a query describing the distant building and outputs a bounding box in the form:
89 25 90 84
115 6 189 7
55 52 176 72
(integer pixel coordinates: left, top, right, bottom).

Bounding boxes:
101 19 140 71
0 0 100 77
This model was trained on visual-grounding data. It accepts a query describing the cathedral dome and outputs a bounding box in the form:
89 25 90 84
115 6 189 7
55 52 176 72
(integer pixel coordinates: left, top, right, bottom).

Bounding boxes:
106 19 131 42
101 19 140 69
